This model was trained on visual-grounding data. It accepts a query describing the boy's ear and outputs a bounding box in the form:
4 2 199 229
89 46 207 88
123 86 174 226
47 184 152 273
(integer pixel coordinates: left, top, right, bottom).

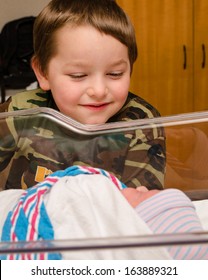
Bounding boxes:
31 57 51 90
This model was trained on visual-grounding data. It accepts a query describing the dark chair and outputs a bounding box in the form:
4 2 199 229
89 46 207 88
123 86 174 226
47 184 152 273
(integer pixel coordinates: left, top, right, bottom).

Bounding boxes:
0 16 37 103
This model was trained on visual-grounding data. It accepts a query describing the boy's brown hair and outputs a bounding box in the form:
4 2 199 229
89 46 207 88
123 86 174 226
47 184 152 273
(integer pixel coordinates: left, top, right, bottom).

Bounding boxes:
32 0 137 74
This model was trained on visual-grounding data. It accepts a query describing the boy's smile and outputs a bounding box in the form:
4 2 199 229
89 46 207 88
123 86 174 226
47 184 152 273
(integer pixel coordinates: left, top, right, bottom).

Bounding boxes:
80 102 112 111
34 24 131 124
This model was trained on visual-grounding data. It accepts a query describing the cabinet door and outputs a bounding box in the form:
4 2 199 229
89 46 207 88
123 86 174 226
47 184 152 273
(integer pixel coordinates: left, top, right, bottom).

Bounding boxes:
194 0 208 111
117 0 193 116
117 0 162 111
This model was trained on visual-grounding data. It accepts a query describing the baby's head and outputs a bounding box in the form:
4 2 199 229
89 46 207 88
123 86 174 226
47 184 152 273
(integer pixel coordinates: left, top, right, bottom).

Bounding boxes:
121 186 161 207
32 0 137 75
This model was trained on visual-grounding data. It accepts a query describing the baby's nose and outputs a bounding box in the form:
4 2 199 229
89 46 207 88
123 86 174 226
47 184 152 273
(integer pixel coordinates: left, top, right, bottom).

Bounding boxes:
136 186 148 192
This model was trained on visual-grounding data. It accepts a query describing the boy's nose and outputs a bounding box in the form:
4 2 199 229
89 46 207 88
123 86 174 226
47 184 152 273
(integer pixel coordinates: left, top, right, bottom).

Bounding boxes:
87 78 108 99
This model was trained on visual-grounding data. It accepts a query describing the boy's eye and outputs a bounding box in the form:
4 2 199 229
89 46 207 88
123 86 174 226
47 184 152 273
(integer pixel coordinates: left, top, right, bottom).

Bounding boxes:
69 74 87 79
107 72 123 78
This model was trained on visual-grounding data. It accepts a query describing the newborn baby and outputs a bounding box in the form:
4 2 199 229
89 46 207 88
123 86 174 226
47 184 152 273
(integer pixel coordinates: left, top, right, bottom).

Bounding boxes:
121 187 208 260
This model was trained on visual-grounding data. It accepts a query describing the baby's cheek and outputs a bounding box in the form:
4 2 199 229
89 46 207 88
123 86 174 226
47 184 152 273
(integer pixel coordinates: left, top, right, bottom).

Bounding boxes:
121 188 143 208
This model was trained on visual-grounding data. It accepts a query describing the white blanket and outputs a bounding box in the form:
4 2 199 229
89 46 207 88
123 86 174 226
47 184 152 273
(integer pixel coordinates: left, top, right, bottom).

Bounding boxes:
0 173 171 259
194 199 208 231
0 172 208 259
44 174 171 259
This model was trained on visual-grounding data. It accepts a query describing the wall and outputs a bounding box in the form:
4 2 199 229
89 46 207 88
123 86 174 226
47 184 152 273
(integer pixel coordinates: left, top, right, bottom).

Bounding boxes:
0 0 51 30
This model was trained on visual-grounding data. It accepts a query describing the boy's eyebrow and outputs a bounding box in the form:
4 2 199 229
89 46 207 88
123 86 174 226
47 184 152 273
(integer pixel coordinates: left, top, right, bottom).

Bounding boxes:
65 59 128 68
109 59 128 67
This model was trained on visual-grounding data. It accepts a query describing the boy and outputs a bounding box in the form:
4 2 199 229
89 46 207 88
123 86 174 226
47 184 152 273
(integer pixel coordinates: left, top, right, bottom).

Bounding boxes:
0 0 165 190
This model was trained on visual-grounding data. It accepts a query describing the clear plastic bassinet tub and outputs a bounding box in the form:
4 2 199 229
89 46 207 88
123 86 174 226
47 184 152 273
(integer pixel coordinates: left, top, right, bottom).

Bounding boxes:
0 108 208 260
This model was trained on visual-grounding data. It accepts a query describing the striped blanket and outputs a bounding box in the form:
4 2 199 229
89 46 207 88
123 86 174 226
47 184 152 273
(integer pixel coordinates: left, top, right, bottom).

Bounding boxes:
0 165 171 260
0 166 126 260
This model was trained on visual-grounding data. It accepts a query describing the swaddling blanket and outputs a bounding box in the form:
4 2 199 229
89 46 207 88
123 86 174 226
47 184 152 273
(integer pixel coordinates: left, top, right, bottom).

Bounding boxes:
0 166 171 260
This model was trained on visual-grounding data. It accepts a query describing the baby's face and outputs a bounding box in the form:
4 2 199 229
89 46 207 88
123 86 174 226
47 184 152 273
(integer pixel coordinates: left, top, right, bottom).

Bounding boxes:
121 186 160 208
34 24 131 124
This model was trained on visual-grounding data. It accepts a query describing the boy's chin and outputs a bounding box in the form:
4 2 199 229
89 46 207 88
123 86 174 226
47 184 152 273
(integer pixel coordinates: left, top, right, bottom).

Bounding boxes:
80 117 110 125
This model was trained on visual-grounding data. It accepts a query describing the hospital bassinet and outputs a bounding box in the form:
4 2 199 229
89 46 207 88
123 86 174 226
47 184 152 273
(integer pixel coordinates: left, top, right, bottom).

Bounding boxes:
0 108 208 259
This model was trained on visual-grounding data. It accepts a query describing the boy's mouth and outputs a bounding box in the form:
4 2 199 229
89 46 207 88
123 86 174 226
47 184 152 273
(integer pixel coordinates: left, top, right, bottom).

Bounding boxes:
81 102 111 110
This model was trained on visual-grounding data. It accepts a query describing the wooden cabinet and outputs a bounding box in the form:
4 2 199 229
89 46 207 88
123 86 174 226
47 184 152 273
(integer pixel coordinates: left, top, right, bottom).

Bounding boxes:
194 0 208 111
117 0 208 116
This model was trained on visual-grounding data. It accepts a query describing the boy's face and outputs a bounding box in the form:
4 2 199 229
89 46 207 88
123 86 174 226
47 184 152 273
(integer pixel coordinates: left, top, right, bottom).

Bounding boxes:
34 25 131 124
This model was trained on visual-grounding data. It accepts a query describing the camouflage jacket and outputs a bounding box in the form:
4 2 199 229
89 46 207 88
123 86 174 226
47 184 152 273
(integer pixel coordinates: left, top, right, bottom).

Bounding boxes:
0 89 166 190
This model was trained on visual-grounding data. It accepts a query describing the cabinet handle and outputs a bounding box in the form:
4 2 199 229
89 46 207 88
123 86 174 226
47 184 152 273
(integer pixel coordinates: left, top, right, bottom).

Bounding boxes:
202 44 206 68
183 45 187 69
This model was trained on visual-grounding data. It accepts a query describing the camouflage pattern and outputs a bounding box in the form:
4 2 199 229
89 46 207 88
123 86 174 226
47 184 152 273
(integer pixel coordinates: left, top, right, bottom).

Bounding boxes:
0 89 165 190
